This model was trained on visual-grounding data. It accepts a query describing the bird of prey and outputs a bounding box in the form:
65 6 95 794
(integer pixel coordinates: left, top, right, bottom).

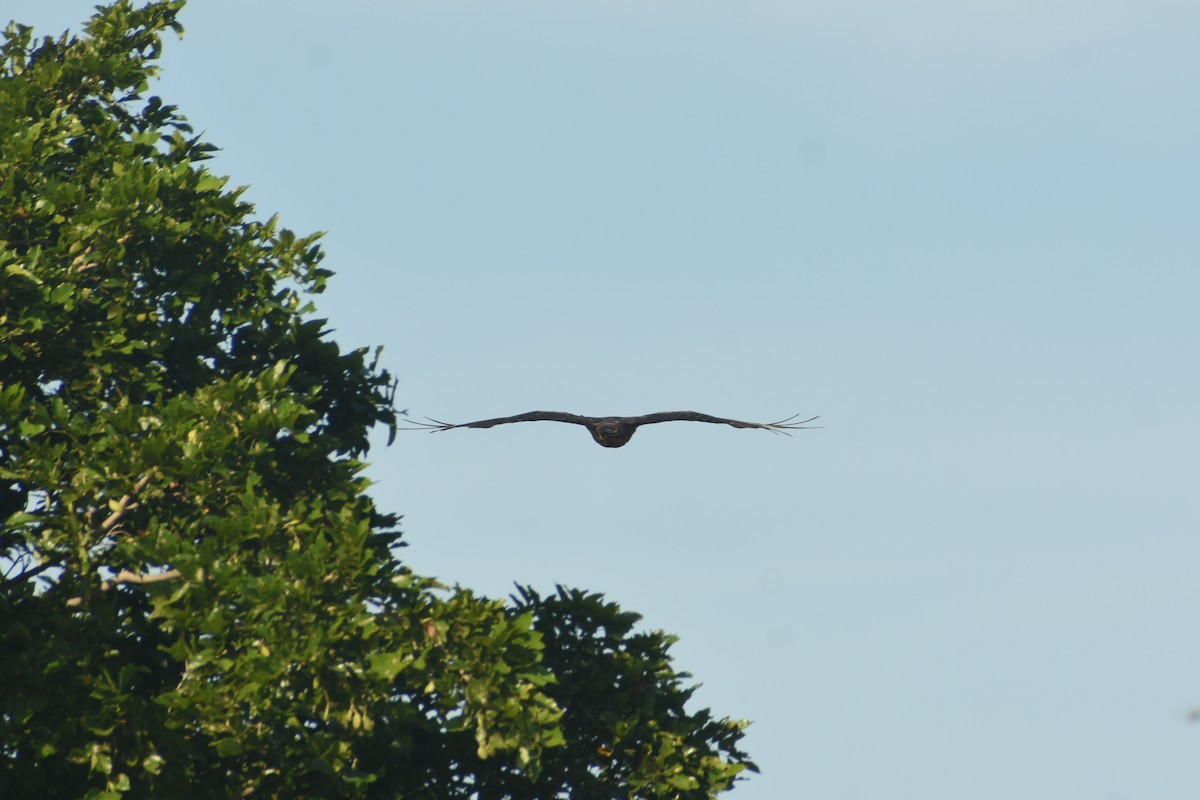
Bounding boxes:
400 411 819 448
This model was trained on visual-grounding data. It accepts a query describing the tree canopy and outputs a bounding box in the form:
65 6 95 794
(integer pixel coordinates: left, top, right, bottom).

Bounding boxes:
0 2 755 798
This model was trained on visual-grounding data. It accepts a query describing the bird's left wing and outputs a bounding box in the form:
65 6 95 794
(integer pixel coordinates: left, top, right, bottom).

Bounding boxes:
623 411 820 434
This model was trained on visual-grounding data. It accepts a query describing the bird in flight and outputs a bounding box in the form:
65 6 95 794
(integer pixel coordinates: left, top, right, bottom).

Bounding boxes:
401 411 819 448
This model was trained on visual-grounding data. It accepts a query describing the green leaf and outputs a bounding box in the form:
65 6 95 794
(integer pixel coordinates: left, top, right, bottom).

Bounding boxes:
213 738 242 756
194 172 225 192
90 752 113 776
368 649 410 681
5 263 42 284
49 283 76 304
4 511 38 527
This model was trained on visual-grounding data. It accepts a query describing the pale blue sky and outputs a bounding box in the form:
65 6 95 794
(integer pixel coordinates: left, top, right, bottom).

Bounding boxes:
13 2 1200 798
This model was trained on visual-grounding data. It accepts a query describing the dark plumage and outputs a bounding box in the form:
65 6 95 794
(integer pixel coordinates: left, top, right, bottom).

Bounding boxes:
400 411 819 448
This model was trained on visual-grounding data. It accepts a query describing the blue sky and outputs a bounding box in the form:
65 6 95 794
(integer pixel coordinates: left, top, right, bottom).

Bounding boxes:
12 1 1200 797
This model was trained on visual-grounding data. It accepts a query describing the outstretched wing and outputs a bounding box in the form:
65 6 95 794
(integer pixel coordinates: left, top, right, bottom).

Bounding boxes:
400 411 597 432
622 411 820 435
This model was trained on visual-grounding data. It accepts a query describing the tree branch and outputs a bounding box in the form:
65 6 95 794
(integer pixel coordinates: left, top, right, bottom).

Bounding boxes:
65 568 183 607
4 559 62 586
101 472 153 533
101 568 182 589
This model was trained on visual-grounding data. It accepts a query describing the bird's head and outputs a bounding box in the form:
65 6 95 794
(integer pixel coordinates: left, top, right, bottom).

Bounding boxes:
589 419 636 448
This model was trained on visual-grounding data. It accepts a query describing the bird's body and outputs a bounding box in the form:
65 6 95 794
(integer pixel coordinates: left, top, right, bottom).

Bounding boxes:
401 411 818 448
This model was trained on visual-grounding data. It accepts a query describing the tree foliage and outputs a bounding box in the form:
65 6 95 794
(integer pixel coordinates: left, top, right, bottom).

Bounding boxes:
0 3 755 798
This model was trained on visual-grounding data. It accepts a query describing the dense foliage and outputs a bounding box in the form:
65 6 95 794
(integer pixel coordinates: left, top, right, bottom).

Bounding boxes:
0 3 754 797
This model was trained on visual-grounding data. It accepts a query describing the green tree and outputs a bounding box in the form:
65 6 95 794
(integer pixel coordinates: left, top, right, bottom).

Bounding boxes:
0 2 755 798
